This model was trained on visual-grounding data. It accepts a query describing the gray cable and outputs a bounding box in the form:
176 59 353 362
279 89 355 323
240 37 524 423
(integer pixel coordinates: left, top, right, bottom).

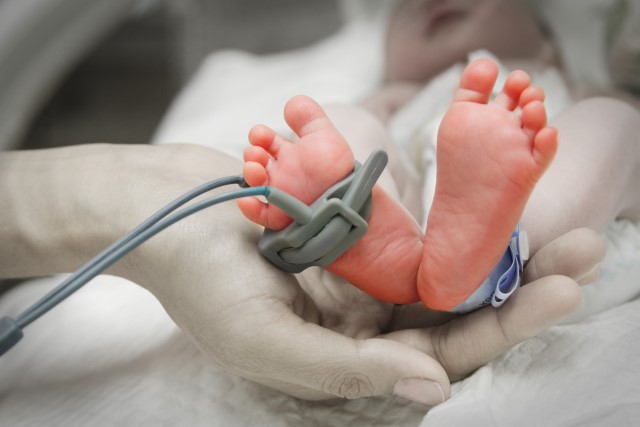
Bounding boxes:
0 179 267 356
18 175 246 321
1 151 386 356
15 185 269 329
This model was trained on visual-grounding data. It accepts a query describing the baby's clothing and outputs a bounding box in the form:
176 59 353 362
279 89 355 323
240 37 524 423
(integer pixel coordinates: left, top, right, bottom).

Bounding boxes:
452 225 528 313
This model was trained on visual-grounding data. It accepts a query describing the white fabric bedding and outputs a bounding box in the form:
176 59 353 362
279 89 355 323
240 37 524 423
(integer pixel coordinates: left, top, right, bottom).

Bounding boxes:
1 225 639 426
3 2 640 425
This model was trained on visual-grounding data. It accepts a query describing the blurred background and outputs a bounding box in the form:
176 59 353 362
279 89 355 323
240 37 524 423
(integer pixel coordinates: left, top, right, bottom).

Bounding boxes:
0 0 342 151
1 0 638 153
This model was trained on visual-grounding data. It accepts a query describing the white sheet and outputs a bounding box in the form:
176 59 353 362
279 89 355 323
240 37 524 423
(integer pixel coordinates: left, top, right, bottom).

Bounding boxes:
152 16 388 160
2 222 639 426
3 2 640 425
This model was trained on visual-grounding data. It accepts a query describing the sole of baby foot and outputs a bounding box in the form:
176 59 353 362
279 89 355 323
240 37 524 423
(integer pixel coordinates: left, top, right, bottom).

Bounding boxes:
418 58 558 311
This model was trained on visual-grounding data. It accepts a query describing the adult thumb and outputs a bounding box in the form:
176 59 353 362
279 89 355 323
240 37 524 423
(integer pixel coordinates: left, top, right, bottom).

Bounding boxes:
228 311 450 405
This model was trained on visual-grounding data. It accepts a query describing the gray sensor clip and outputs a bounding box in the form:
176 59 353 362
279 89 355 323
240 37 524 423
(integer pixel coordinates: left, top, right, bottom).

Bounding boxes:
260 150 388 273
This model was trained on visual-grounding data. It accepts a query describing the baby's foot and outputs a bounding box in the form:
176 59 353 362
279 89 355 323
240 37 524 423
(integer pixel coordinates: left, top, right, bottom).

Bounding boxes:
238 95 356 230
418 58 558 311
240 95 424 304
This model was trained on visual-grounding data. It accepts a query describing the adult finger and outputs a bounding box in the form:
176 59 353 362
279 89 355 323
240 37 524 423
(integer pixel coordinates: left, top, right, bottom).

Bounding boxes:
384 274 582 381
388 228 605 332
199 298 451 406
524 228 605 284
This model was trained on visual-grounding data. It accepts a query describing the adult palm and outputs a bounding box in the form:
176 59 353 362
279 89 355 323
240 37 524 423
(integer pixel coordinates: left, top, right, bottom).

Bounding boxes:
127 146 603 405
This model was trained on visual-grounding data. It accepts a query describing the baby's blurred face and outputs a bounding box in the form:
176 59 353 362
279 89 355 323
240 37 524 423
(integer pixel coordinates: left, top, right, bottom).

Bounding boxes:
385 0 547 83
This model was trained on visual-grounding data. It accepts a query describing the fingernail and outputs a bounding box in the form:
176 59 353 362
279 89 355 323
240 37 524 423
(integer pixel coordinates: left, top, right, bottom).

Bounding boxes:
393 377 445 406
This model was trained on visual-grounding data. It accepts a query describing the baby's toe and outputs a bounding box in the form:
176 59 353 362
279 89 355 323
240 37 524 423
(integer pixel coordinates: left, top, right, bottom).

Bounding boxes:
453 58 499 104
532 127 558 170
519 86 545 108
237 197 269 228
493 70 530 111
249 125 287 157
243 161 269 187
244 146 271 167
521 100 547 139
284 95 336 138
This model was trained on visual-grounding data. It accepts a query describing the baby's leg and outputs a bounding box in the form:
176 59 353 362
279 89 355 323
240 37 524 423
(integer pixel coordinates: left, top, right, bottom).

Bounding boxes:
522 97 640 253
417 59 557 311
323 103 425 221
240 95 424 303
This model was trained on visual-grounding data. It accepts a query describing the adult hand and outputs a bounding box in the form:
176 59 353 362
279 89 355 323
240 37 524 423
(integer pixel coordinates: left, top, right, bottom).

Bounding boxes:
0 144 604 406
385 228 605 385
113 145 605 405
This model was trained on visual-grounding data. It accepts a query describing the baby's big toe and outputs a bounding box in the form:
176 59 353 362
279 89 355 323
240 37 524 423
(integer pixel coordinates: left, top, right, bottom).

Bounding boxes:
453 58 500 104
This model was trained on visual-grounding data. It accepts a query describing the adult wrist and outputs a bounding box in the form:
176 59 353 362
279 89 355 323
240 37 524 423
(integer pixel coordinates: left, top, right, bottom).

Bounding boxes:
0 145 129 277
0 143 216 279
